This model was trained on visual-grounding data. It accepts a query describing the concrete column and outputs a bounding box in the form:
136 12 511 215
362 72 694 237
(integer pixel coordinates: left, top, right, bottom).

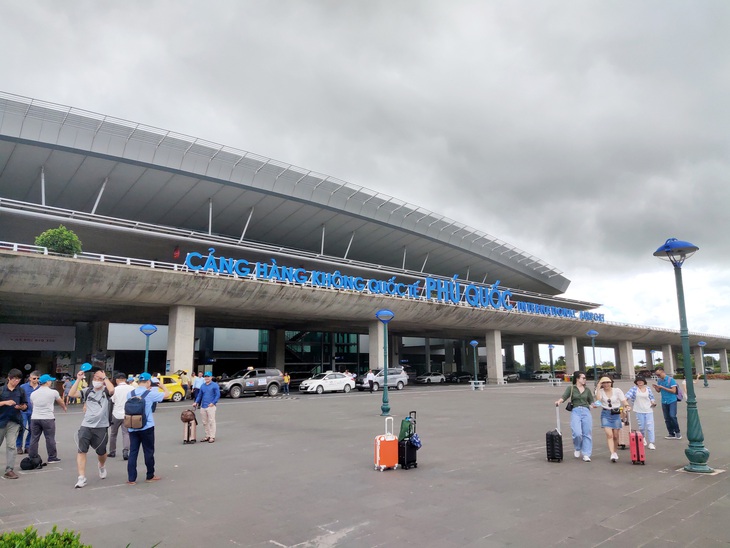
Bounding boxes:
466 342 479 379
267 329 286 371
391 335 400 370
616 340 635 380
661 344 675 375
719 348 729 374
693 345 704 378
524 343 536 373
424 338 431 372
504 345 515 371
644 349 654 372
485 329 503 384
166 305 195 377
73 322 93 371
563 336 578 376
444 340 455 374
369 320 385 371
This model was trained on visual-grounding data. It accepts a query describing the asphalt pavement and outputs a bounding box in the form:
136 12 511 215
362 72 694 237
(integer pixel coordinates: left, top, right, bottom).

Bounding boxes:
1 379 729 547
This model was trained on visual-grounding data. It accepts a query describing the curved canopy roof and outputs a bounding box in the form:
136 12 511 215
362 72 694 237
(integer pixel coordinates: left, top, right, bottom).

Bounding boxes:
0 91 571 295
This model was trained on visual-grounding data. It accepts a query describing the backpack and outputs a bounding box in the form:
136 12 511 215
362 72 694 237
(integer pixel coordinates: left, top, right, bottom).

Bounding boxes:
676 382 684 402
20 455 45 470
124 389 150 429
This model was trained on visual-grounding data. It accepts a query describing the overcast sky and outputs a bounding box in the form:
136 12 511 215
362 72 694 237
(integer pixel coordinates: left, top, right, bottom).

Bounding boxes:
2 1 729 343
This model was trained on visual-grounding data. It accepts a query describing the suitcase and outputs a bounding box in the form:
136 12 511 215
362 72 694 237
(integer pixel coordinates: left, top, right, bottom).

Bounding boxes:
618 411 630 449
629 414 645 465
546 406 563 462
374 416 399 471
182 410 198 444
398 411 418 470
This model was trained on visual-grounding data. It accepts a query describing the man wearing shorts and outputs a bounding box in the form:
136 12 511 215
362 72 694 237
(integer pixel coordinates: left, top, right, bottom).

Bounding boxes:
68 368 115 488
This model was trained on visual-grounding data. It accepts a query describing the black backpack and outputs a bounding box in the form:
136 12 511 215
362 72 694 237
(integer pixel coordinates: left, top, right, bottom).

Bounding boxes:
20 455 45 470
124 389 150 429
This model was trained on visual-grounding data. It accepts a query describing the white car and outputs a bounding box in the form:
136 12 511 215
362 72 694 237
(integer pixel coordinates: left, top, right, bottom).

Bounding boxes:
416 372 446 384
299 372 355 394
531 371 553 381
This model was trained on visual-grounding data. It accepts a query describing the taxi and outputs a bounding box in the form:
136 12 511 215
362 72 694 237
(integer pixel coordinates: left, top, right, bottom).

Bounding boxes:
155 375 186 402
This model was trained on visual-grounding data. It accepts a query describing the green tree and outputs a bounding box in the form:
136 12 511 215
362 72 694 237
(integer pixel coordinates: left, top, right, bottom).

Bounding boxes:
35 225 82 255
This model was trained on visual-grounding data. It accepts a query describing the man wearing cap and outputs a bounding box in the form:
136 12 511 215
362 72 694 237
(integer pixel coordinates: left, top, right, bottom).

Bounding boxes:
16 369 40 455
109 373 135 460
29 374 67 463
0 369 28 479
193 371 220 443
126 372 169 485
69 367 115 488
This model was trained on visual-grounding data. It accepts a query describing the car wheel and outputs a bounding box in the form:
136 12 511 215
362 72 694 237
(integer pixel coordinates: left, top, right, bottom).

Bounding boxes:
316 385 324 394
373 383 379 391
343 384 351 393
229 385 242 399
427 379 431 383
396 381 404 390
172 391 183 402
267 383 280 397
456 378 461 383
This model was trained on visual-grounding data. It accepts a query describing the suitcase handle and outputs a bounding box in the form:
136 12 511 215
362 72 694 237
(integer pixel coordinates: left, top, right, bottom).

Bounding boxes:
555 405 561 435
385 416 394 435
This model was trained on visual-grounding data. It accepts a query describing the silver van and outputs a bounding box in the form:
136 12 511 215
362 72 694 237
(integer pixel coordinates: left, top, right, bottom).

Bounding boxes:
218 368 284 398
356 368 408 391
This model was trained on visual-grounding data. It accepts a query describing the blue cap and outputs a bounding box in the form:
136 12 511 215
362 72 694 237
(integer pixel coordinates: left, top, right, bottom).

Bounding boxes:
139 372 152 381
80 362 92 372
39 374 56 383
204 371 212 377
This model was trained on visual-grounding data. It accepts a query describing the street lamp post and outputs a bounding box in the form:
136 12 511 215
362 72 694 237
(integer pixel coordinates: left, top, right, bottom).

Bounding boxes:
548 344 555 380
375 309 394 416
469 340 478 388
654 238 712 473
587 330 599 387
698 341 709 388
139 324 158 373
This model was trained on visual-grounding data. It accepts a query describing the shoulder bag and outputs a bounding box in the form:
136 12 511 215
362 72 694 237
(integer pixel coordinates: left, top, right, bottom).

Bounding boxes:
565 385 574 412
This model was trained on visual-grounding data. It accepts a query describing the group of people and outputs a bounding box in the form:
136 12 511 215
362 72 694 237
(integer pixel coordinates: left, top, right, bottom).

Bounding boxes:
556 366 681 463
0 365 220 487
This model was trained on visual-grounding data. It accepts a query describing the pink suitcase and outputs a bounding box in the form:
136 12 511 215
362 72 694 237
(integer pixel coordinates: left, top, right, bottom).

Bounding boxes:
374 417 399 471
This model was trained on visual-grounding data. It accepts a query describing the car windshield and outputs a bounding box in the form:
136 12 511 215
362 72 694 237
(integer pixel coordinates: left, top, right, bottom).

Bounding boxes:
312 374 327 380
230 370 249 379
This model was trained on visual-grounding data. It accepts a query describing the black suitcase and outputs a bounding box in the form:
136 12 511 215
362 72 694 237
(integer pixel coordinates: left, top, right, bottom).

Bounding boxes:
398 411 418 470
546 406 563 462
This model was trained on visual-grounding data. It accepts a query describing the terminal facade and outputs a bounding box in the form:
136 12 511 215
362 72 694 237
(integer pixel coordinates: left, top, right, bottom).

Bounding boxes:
1 92 728 381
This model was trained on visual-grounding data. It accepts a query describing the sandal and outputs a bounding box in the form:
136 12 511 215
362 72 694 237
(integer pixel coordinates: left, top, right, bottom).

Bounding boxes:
208 438 215 443
200 437 209 442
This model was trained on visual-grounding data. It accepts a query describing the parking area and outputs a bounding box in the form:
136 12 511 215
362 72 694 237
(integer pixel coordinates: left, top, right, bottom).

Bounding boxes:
1 381 729 547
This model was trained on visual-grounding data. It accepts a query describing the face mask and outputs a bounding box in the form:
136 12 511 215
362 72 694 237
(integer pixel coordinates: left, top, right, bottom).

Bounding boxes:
93 381 104 389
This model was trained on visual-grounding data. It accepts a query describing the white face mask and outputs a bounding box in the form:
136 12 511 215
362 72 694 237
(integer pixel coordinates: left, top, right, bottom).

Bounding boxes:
92 380 104 389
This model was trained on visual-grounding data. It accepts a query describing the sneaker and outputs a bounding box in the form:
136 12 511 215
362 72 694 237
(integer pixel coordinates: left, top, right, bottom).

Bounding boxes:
648 443 656 450
47 457 61 463
582 455 591 462
123 450 129 461
74 476 87 489
610 452 619 462
665 435 677 440
98 466 107 480
107 452 116 458
643 438 647 447
574 450 581 459
16 447 23 455
675 434 682 440
4 470 19 479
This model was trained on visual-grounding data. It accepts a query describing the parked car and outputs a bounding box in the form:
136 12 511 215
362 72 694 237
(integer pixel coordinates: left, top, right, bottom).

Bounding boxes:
416 372 446 384
356 368 409 391
286 371 313 390
218 368 284 398
299 372 355 394
155 375 185 402
504 372 520 382
444 371 472 383
705 367 715 374
531 371 553 381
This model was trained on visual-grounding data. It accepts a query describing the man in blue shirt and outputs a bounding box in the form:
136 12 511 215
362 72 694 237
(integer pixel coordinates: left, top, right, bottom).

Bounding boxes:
126 372 168 485
16 370 40 455
192 372 204 402
0 369 28 479
194 371 220 443
652 366 681 440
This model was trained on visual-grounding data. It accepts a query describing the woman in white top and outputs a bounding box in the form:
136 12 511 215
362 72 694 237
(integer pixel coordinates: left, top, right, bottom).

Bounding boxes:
625 376 657 450
594 376 630 463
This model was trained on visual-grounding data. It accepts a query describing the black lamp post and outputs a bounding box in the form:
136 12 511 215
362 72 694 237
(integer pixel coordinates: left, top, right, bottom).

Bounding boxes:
375 309 394 416
653 238 712 473
587 330 599 387
698 341 709 388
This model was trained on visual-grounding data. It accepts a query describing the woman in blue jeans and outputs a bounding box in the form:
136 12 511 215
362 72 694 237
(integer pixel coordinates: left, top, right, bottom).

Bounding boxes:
555 372 595 462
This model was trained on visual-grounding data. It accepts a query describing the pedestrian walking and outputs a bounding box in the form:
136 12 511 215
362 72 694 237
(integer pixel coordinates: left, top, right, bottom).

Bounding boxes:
554 372 594 462
651 366 681 440
69 368 115 488
194 371 220 443
366 370 375 393
282 372 290 396
0 369 28 479
594 377 630 462
109 372 134 460
180 370 190 400
192 371 204 402
126 372 168 484
28 374 67 463
16 370 40 455
625 376 657 450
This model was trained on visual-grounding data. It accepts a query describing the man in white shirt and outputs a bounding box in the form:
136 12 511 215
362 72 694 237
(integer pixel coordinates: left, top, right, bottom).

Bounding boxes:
109 372 135 460
29 374 67 463
366 370 376 393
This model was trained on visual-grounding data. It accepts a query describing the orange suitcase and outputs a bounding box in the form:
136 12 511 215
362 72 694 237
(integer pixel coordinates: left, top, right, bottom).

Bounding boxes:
374 417 399 471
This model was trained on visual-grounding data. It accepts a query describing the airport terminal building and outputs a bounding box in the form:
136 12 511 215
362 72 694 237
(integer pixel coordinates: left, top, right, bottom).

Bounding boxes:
1 91 728 381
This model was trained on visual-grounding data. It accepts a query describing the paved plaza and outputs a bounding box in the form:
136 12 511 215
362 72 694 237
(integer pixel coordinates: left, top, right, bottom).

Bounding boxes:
1 379 729 547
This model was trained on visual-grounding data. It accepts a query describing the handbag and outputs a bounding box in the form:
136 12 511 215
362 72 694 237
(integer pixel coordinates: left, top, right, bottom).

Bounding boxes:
565 385 574 411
